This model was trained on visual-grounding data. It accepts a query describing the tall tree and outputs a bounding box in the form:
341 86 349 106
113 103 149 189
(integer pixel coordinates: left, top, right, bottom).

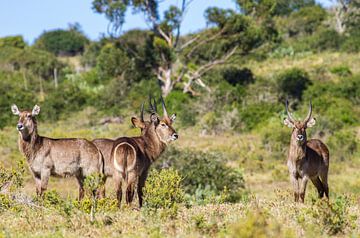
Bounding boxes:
332 0 360 34
92 0 260 96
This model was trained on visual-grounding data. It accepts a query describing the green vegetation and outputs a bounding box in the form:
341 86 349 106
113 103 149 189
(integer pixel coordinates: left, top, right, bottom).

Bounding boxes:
0 0 359 237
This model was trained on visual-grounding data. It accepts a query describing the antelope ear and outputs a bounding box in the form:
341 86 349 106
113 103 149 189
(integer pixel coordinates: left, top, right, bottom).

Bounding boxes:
131 117 146 129
306 117 316 128
150 113 159 125
170 113 176 123
284 118 294 128
32 105 40 116
11 104 20 115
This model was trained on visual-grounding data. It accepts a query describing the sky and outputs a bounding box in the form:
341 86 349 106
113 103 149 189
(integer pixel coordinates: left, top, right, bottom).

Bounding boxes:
0 0 334 44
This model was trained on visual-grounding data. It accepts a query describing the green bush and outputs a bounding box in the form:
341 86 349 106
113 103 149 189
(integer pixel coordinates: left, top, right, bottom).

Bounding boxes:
34 28 89 56
0 36 26 49
222 67 255 86
287 5 327 36
308 195 356 235
330 65 352 77
42 81 90 120
310 29 342 51
239 102 282 131
158 148 245 203
276 68 311 100
144 168 184 217
341 30 360 53
328 129 358 161
96 43 130 80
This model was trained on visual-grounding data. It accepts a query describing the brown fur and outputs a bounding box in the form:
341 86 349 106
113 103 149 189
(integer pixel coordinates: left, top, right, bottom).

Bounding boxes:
112 107 178 208
12 105 104 200
92 110 151 197
284 101 330 203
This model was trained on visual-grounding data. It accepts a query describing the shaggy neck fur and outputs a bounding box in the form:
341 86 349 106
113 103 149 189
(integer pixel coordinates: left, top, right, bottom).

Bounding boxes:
288 130 307 164
18 121 42 161
142 123 166 162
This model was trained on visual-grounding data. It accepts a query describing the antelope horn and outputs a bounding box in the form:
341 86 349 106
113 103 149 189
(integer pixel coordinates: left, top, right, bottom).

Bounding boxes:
304 100 312 123
148 95 157 113
160 96 168 118
286 99 296 123
140 102 145 122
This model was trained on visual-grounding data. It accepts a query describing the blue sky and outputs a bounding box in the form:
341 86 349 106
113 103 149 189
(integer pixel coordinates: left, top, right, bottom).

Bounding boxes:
0 0 333 44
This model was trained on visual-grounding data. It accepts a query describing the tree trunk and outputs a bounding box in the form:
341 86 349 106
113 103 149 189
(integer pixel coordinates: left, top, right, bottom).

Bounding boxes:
54 68 58 89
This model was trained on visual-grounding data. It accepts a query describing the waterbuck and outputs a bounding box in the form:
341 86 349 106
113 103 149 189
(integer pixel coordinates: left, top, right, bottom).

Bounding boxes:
92 102 150 197
111 97 178 208
284 100 330 203
11 104 104 200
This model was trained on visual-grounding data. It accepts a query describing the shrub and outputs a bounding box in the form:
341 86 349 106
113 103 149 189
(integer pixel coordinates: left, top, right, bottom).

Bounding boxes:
34 28 89 56
310 29 342 51
276 68 311 100
239 102 282 131
42 80 90 120
0 36 26 49
158 148 245 203
328 129 358 161
144 168 184 217
0 160 25 192
308 195 356 235
96 43 130 80
287 5 327 36
341 30 360 53
222 67 255 86
330 65 352 77
230 210 295 238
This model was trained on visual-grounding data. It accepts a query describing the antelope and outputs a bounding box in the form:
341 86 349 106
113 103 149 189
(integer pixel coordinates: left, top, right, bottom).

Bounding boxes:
11 104 104 200
92 102 151 197
284 100 330 203
111 97 178 208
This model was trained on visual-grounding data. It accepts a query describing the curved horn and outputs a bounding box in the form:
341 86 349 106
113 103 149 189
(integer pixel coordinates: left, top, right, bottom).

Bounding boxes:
304 100 312 123
285 99 296 123
160 96 168 118
148 95 157 113
140 102 145 122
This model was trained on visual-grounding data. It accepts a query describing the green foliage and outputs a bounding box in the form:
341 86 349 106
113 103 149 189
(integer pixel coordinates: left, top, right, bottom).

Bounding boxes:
236 0 315 17
230 210 295 238
239 102 282 131
96 43 130 80
164 91 196 127
158 148 245 203
144 168 184 217
0 36 26 49
34 27 89 56
309 29 342 51
81 42 102 67
0 160 25 192
41 80 90 121
330 65 352 77
328 129 358 161
308 196 356 235
341 30 360 53
222 67 255 86
286 5 327 36
276 68 311 100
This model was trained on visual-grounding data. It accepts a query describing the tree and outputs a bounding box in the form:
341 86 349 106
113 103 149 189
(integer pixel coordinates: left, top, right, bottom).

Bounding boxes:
332 0 360 34
34 24 89 56
92 0 258 96
235 0 315 18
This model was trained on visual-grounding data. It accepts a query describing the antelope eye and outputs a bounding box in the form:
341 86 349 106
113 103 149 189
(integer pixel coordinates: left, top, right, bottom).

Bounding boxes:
27 114 31 118
161 123 167 127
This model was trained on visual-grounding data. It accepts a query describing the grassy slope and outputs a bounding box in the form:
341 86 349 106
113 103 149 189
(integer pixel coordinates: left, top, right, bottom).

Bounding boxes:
0 52 359 237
